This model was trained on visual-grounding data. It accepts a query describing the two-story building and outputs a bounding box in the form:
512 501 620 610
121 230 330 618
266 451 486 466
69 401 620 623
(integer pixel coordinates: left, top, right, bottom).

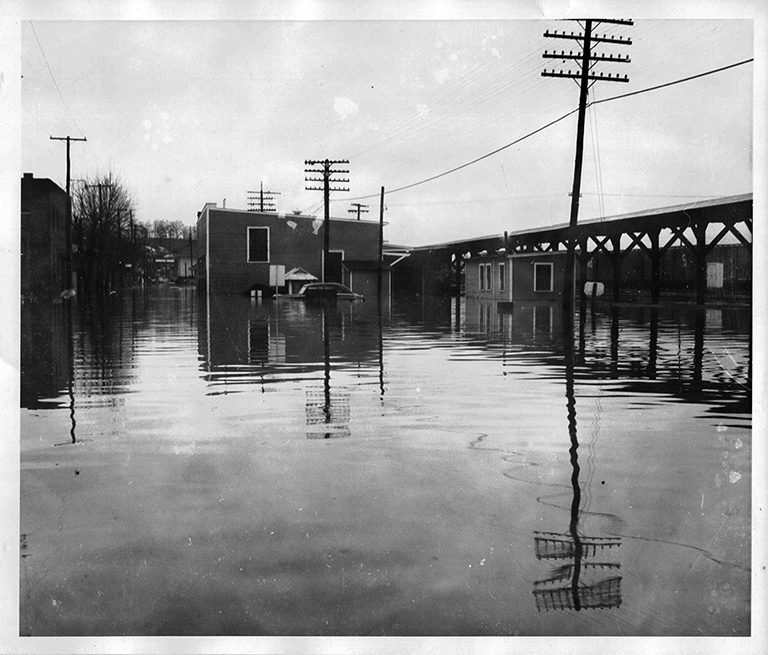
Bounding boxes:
195 204 390 298
21 173 69 302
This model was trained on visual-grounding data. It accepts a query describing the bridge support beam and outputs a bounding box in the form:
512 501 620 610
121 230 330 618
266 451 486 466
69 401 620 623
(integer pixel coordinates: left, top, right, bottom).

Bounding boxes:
695 220 707 306
650 229 660 305
611 235 622 304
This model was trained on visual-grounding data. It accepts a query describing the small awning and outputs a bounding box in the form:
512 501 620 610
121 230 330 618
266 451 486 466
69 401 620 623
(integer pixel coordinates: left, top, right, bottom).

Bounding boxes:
285 267 318 281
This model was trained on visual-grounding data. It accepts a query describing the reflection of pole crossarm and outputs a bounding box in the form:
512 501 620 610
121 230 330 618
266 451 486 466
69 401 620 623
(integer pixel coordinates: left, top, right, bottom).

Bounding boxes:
304 159 350 282
532 531 623 612
533 576 622 612
534 531 622 560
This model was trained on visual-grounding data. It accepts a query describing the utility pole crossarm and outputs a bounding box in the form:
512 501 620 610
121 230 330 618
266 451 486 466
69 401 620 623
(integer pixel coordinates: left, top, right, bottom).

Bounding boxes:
543 52 630 63
540 17 632 319
544 30 632 46
542 70 629 82
304 157 350 281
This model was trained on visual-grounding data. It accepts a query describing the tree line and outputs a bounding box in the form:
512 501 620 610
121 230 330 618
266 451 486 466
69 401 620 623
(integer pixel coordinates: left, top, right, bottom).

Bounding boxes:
72 172 195 294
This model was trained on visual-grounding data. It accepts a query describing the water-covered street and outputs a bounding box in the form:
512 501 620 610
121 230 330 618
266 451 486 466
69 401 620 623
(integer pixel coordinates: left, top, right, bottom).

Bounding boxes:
19 289 751 636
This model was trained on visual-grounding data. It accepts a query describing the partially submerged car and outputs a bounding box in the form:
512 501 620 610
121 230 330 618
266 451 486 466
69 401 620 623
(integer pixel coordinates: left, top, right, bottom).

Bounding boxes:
292 282 364 301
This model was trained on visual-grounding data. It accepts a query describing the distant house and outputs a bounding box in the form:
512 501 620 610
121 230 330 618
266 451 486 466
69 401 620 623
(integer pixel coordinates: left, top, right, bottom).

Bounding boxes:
195 204 390 297
146 237 197 282
21 173 69 301
463 194 751 305
466 250 568 304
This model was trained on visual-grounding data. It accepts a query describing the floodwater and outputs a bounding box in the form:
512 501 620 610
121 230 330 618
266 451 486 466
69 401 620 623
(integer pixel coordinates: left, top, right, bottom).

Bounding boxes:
19 289 751 636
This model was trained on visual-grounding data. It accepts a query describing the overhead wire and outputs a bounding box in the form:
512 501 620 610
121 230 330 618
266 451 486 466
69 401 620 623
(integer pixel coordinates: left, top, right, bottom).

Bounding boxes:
339 56 753 204
28 21 86 139
349 47 545 162
22 100 53 138
588 87 606 219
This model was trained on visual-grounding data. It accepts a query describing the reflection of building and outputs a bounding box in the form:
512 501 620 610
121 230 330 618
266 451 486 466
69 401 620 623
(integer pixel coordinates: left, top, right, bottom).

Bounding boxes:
195 204 391 298
20 302 70 409
463 298 563 345
21 173 69 301
200 294 381 373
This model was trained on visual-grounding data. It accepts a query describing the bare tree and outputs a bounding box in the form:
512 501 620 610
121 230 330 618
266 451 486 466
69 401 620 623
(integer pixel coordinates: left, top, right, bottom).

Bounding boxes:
72 172 135 293
167 221 185 239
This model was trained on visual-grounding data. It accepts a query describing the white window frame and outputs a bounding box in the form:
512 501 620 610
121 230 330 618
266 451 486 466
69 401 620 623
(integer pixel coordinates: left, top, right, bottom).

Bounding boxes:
533 262 553 292
498 262 506 292
247 226 270 263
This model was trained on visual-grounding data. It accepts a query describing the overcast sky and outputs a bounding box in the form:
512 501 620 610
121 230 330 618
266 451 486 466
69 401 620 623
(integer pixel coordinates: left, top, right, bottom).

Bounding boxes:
13 4 760 247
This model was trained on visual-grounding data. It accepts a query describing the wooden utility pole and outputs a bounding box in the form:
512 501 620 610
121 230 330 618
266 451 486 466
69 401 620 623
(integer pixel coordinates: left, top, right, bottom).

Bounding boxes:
305 159 349 282
247 181 281 212
542 19 632 319
349 202 369 220
50 135 87 291
377 188 385 302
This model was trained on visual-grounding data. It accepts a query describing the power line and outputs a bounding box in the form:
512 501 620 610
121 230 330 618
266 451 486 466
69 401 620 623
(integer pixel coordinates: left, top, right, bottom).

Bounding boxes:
340 56 753 203
343 108 580 202
29 21 87 139
22 100 52 137
593 57 753 106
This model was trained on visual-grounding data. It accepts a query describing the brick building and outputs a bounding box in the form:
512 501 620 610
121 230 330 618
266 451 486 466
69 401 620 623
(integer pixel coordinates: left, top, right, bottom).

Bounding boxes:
21 173 69 302
195 204 390 298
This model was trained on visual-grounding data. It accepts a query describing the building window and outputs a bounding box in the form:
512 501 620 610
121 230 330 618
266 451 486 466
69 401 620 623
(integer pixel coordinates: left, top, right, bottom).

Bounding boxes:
533 262 553 292
479 263 493 292
247 227 269 263
499 262 506 292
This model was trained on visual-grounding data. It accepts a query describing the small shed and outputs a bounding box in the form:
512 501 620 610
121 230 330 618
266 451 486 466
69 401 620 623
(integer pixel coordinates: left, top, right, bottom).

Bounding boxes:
284 267 318 294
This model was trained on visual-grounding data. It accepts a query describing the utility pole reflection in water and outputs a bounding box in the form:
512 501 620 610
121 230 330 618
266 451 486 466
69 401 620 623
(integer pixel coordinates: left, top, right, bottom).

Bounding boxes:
55 302 78 446
532 314 622 612
305 305 350 439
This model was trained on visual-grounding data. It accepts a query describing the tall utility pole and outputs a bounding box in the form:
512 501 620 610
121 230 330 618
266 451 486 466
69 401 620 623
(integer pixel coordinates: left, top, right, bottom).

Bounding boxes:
377 188 384 303
348 202 369 221
247 181 281 212
50 135 87 291
542 19 632 318
304 159 349 282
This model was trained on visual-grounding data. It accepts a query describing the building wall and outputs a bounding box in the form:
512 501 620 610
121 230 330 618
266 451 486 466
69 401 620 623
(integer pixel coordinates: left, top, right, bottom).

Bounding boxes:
465 252 567 303
510 252 568 302
21 174 68 300
346 268 391 299
200 207 381 295
464 256 511 302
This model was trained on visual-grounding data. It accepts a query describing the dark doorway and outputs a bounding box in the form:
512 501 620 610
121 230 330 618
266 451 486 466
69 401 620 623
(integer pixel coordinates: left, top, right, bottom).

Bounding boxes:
326 251 343 283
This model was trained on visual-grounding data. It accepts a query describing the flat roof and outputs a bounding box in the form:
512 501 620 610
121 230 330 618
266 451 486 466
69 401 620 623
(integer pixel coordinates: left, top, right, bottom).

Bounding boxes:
200 205 384 225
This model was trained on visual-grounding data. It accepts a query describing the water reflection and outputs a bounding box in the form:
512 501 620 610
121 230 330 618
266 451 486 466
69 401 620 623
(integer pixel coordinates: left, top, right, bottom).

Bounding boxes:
19 290 751 636
533 319 622 613
305 306 351 439
201 295 383 383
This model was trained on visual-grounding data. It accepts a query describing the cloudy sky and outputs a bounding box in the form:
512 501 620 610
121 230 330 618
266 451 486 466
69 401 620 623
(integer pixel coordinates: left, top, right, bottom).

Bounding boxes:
11 2 762 247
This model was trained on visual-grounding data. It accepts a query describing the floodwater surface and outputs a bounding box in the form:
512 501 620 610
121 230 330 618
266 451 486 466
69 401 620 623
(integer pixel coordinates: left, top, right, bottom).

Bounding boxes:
20 289 751 636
